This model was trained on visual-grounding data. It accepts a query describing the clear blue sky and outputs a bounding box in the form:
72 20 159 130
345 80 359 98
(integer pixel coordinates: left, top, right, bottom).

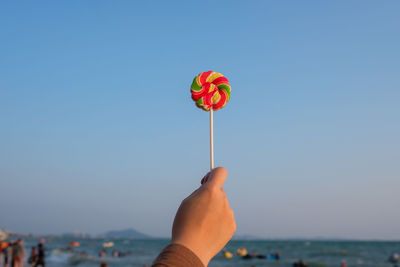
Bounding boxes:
1 1 399 239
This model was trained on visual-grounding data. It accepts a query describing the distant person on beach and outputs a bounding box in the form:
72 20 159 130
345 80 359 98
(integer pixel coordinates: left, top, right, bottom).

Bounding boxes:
1 242 9 267
33 243 45 267
28 246 37 265
341 260 347 267
12 240 25 267
0 241 9 267
0 243 4 267
9 241 14 267
99 249 106 258
152 167 236 267
274 252 280 260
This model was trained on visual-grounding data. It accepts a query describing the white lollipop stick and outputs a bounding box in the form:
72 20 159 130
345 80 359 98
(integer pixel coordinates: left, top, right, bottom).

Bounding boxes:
210 108 214 170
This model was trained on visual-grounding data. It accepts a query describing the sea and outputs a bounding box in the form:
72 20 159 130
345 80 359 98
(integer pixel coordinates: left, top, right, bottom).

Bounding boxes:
16 237 400 267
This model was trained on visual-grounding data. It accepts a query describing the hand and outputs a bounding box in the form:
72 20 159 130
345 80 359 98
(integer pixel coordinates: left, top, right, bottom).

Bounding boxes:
171 167 236 266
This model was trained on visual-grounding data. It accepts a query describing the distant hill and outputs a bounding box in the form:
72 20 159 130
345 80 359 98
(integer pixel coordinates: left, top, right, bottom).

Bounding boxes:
103 228 151 239
61 232 91 238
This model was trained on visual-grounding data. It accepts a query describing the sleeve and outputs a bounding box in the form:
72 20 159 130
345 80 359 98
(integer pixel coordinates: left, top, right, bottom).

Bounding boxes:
152 243 204 267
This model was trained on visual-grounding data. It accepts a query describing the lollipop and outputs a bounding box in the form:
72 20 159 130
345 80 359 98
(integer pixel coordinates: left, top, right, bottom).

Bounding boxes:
190 71 231 170
190 71 231 111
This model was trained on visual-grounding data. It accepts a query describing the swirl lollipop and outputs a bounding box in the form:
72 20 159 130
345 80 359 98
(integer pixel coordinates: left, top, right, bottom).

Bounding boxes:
190 71 231 111
190 71 231 170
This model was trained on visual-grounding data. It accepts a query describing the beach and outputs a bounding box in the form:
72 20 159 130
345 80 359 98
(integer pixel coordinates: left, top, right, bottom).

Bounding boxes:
8 237 399 267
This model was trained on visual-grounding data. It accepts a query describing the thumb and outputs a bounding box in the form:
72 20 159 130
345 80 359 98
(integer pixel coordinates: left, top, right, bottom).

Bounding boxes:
206 167 228 189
